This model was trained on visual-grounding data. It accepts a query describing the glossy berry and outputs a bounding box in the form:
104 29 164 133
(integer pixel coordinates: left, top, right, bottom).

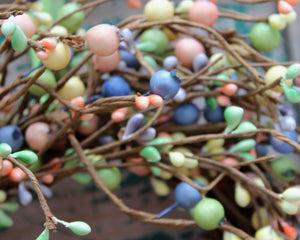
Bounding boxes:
148 70 182 100
203 105 224 123
102 76 130 97
0 125 24 152
193 198 225 230
173 102 200 125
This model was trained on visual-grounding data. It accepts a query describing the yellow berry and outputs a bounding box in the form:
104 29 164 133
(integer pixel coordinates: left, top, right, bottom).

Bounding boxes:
268 14 287 30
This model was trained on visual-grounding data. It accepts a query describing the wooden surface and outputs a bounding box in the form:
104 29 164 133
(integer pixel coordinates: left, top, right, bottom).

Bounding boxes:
0 175 214 240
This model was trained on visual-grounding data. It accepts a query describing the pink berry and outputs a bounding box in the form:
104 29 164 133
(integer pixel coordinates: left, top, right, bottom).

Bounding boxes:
189 1 218 27
14 13 36 39
25 122 50 151
85 24 120 56
92 51 120 72
42 174 54 184
175 37 205 68
36 50 50 61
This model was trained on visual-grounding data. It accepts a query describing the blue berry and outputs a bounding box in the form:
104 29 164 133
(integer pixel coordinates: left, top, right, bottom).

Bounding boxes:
203 105 224 123
175 181 203 209
149 70 182 100
255 144 268 157
173 103 200 125
119 50 140 70
270 130 298 153
0 125 24 152
102 76 130 97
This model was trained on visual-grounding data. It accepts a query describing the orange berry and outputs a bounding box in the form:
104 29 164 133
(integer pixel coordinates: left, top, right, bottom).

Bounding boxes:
148 94 163 107
80 113 94 121
49 157 62 171
285 0 300 6
249 148 257 158
135 96 150 110
157 114 172 123
157 131 172 138
115 107 128 115
127 0 142 9
39 38 57 50
0 160 13 176
221 157 240 169
220 83 238 96
70 96 85 108
42 174 54 184
278 1 293 14
127 157 150 176
30 104 40 114
216 94 230 106
9 167 26 182
80 105 94 121
282 222 297 239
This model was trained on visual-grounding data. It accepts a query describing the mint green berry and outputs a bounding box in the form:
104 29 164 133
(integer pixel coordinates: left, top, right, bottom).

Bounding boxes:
0 143 12 158
68 221 91 236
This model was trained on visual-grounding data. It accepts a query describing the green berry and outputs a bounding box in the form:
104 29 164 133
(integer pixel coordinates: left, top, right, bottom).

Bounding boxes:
249 22 281 52
193 198 225 230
